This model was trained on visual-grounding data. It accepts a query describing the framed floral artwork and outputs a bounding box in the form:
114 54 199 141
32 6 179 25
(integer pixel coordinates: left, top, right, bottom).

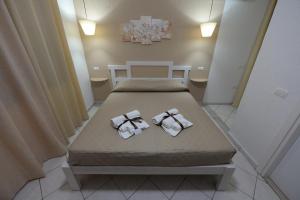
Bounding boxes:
122 16 171 45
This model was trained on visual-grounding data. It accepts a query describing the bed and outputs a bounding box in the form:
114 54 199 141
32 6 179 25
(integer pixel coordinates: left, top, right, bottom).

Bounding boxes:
63 61 236 191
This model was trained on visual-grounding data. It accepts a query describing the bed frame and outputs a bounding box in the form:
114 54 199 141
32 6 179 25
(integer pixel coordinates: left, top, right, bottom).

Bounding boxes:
108 61 191 87
62 61 235 191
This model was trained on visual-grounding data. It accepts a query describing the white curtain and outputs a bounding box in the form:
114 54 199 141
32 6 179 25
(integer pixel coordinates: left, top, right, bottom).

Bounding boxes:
0 0 88 199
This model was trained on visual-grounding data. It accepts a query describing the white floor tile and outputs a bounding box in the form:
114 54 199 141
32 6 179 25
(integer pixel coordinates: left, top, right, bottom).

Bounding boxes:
40 167 66 197
13 179 42 200
233 151 257 177
86 179 126 200
113 175 147 199
208 105 220 111
129 180 168 200
225 117 235 130
215 105 234 122
43 155 66 174
43 184 83 200
79 175 111 199
150 175 185 198
172 180 210 200
254 179 280 200
230 167 257 197
187 175 216 199
213 184 253 200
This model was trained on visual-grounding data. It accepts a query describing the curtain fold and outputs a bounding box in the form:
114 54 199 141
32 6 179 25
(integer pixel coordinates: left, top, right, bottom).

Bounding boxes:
0 0 88 199
6 0 88 137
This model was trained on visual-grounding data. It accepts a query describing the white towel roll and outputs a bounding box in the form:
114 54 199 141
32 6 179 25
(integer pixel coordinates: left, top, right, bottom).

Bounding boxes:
126 110 140 119
123 122 142 135
111 115 126 128
111 110 140 128
162 117 181 131
161 117 173 129
160 113 193 137
135 120 150 129
173 114 193 127
111 110 148 139
152 108 179 124
119 131 134 139
119 121 133 132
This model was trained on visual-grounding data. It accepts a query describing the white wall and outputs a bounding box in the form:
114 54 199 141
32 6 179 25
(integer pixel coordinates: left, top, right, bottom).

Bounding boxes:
231 0 300 170
203 0 269 104
57 0 94 109
271 125 300 200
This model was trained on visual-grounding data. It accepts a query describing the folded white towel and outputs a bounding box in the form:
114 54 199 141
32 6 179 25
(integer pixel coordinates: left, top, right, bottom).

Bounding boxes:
134 120 150 130
126 110 140 119
111 115 126 128
120 121 144 134
160 113 193 137
152 108 179 124
162 117 181 131
118 130 134 139
162 114 192 130
117 121 142 139
173 114 193 128
111 110 149 139
119 121 134 132
125 110 150 133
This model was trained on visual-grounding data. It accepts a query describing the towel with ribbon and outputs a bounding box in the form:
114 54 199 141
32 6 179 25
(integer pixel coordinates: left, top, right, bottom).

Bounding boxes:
111 110 149 139
152 108 193 137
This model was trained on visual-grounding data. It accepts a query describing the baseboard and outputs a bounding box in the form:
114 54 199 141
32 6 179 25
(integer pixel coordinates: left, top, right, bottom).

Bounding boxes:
203 107 238 151
265 177 289 200
87 101 102 111
94 101 103 105
203 106 259 171
227 130 259 169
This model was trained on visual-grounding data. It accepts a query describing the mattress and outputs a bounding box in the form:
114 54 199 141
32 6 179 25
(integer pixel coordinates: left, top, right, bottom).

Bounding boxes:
68 80 236 166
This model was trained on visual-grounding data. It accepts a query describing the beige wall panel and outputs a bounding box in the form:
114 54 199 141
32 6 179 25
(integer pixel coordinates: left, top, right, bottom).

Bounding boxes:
74 0 224 101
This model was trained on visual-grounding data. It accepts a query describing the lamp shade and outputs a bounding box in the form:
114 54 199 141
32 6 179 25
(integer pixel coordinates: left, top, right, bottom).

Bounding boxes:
200 22 217 37
79 20 96 35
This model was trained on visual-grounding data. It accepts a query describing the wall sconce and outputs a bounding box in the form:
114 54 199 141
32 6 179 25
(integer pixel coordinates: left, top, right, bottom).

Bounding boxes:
200 22 217 37
79 20 96 35
79 0 96 36
200 0 217 38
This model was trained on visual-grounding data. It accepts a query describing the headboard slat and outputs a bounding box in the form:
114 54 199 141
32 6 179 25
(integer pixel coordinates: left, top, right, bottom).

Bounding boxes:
108 61 191 87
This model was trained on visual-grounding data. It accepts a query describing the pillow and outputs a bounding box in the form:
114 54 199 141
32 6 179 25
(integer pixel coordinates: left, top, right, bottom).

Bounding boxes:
112 79 188 92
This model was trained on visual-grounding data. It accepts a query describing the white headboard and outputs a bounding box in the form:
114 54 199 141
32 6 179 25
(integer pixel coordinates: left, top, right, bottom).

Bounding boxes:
108 61 191 87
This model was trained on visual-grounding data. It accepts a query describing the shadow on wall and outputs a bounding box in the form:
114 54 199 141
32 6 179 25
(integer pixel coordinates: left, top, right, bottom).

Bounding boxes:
74 0 123 21
170 0 225 23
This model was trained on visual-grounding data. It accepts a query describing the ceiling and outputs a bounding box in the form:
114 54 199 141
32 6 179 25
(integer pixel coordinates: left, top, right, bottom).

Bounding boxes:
73 0 225 25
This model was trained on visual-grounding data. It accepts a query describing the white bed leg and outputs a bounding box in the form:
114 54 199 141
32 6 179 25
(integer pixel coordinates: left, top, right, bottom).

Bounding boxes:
217 166 235 191
62 161 81 190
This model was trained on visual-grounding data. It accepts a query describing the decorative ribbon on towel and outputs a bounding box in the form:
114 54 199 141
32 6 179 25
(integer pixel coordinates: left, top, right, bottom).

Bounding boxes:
116 114 143 131
158 111 184 131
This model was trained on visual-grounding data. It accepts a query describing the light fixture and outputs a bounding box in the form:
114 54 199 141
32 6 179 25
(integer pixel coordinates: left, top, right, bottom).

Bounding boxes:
200 0 217 38
79 20 96 35
79 0 96 36
200 22 217 37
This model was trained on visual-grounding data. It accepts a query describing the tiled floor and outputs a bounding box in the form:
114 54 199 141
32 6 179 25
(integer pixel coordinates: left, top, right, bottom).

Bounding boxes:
13 104 281 200
205 104 237 130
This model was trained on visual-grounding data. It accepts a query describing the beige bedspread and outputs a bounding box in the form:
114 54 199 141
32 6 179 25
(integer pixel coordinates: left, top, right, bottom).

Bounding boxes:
68 83 236 166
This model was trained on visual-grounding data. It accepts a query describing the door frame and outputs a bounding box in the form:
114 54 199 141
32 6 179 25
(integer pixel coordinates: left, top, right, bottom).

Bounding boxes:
260 108 300 200
261 104 300 177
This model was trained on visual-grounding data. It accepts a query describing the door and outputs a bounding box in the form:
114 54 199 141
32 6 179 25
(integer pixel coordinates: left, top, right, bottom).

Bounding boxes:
270 133 300 200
